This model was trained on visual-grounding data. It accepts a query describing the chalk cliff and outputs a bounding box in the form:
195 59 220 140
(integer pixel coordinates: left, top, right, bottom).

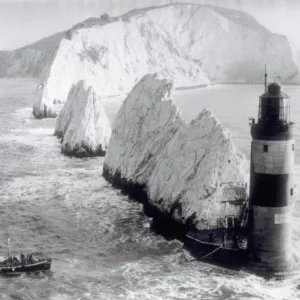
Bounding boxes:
0 32 64 80
34 3 300 118
103 74 248 231
54 80 111 157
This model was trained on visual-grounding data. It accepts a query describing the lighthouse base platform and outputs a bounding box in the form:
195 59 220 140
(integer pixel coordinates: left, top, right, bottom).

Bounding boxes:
244 253 300 279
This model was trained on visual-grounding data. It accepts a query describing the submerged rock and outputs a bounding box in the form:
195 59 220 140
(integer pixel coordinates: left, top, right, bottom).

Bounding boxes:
103 74 248 235
55 80 111 157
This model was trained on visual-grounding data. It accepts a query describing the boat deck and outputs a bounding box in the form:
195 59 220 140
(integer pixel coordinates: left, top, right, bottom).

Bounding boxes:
184 228 248 266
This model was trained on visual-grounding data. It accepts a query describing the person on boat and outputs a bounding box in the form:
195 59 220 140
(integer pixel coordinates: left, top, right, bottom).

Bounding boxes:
28 254 33 263
12 256 18 265
222 229 227 247
208 232 214 243
31 254 38 263
21 253 25 264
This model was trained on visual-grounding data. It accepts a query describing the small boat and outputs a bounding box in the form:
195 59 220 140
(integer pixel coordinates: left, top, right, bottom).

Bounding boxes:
184 216 248 267
0 233 51 276
0 252 52 276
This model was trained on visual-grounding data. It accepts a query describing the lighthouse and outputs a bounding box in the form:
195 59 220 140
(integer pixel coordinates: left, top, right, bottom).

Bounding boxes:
248 77 294 272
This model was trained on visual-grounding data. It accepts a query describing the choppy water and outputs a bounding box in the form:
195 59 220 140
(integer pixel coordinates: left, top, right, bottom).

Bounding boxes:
1 79 300 300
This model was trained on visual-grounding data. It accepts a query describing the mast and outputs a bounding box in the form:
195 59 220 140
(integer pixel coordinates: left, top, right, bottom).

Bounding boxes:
264 64 268 92
7 230 10 258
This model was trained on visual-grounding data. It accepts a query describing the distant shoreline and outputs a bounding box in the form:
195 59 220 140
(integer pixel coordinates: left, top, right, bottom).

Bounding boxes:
0 77 299 98
175 81 300 91
175 84 209 91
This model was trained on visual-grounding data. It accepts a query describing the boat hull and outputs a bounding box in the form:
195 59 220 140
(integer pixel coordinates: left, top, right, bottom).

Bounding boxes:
184 230 247 267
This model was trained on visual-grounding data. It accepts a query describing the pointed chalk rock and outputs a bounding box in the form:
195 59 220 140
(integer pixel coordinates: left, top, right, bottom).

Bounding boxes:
55 80 111 157
32 82 57 119
103 74 248 229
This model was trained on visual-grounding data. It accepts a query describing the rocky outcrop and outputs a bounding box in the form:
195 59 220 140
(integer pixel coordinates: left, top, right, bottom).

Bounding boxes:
32 82 57 119
54 80 111 157
103 74 248 236
37 3 300 119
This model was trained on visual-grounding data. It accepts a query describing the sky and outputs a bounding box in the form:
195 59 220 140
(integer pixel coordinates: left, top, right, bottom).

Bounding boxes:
0 0 300 50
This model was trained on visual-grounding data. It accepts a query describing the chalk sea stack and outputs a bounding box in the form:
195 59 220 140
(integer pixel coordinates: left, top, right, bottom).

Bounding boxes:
103 74 248 237
32 83 57 119
54 80 111 157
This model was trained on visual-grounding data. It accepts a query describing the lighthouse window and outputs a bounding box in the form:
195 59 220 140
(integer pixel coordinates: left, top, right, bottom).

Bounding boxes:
292 144 295 151
263 145 268 152
291 188 294 196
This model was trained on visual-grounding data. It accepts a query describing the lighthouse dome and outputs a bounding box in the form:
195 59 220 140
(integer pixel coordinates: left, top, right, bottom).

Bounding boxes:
268 82 281 95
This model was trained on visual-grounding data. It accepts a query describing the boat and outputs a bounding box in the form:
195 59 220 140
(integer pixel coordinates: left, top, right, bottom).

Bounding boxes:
0 252 52 276
0 233 51 276
184 216 248 267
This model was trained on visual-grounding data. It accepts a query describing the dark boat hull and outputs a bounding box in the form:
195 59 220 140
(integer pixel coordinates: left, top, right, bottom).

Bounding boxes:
184 231 247 267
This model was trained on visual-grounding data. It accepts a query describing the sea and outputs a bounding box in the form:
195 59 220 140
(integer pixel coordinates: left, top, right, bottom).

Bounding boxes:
1 78 300 300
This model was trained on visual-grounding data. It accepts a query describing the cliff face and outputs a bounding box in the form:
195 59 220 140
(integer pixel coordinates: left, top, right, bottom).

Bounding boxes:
0 32 64 80
103 74 248 231
54 80 111 157
34 3 300 118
